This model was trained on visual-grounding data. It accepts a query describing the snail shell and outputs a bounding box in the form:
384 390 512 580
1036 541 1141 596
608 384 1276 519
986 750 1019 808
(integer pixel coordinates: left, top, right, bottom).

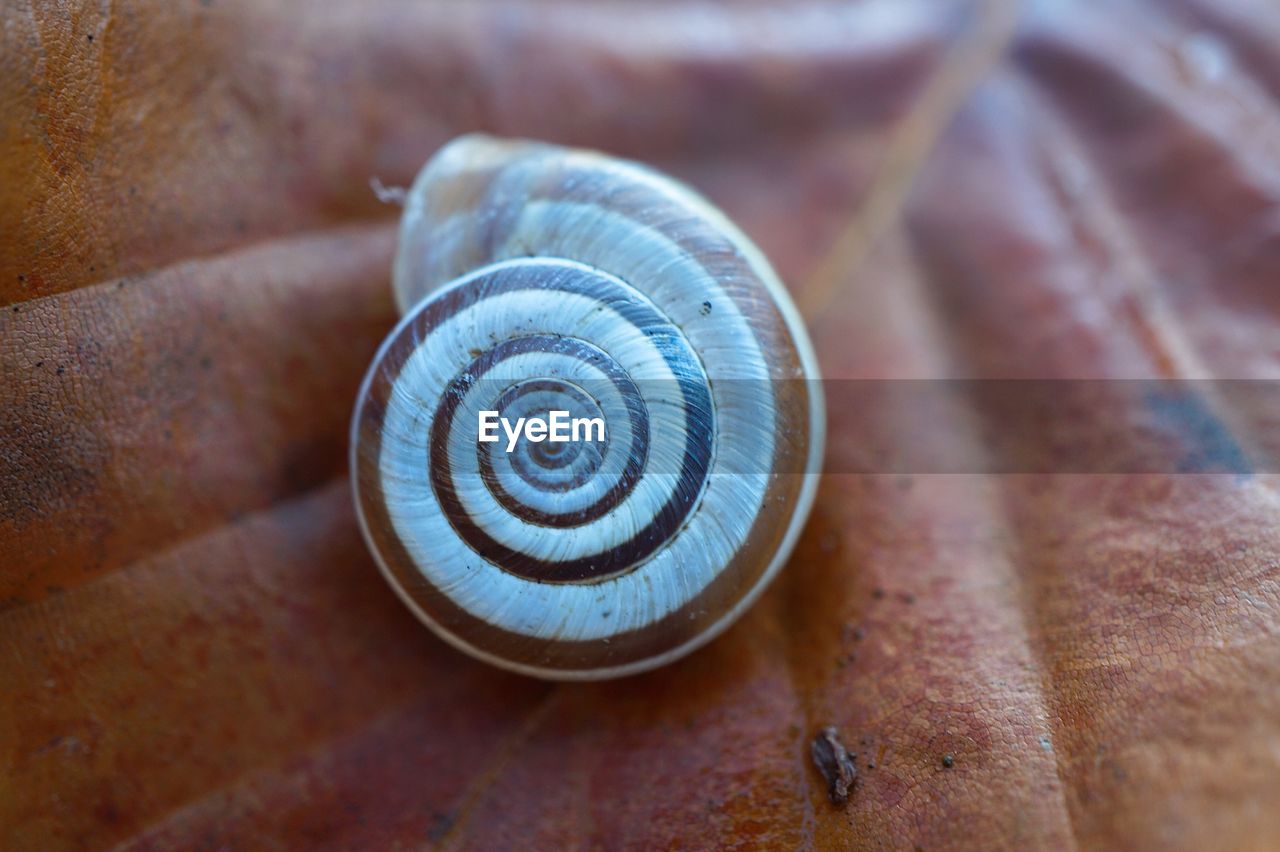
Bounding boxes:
351 135 823 680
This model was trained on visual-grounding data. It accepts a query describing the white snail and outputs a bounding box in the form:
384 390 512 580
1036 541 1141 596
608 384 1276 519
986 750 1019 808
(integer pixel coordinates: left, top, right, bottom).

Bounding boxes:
350 135 823 680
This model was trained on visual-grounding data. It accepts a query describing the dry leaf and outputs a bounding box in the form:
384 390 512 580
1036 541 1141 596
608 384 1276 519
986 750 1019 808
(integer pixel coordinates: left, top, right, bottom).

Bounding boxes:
3 0 1280 848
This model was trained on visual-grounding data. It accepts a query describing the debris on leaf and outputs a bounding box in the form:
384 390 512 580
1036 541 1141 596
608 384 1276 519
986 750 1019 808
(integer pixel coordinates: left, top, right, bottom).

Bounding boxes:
811 726 857 804
369 175 407 205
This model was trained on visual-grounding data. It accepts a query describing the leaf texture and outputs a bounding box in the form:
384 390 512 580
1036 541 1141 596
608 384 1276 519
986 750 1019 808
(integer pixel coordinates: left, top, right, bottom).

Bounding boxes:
3 0 1280 848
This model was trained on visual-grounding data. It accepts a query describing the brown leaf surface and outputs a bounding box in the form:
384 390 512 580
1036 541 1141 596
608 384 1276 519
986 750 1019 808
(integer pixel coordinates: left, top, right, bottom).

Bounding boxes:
3 0 1280 848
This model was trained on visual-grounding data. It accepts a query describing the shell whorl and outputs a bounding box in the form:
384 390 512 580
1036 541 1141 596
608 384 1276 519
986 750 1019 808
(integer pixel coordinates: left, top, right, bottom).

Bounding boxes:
352 135 823 680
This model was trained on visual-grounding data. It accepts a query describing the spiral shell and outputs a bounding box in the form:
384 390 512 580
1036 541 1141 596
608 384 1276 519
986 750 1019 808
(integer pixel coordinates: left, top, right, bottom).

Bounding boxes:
351 135 823 680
